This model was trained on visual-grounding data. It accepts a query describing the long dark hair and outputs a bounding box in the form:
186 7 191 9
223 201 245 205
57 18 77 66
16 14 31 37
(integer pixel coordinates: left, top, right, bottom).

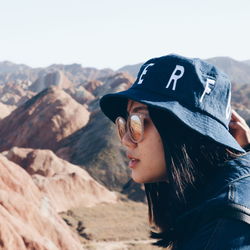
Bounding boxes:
145 106 242 248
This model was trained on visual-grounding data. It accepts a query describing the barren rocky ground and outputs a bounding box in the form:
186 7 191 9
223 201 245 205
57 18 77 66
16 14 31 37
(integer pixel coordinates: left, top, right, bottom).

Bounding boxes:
60 200 169 250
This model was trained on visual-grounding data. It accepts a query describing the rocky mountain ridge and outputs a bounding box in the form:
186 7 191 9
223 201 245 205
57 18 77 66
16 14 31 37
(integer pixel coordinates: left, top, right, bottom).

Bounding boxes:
0 61 114 87
0 154 83 249
0 87 90 152
2 56 250 87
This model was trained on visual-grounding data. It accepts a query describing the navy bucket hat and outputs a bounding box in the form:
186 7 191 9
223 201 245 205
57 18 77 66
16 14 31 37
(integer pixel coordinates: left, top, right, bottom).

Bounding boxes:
100 54 245 153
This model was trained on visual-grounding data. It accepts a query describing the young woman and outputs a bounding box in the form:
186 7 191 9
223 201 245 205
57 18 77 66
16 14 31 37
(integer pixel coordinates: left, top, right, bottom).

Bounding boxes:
100 54 250 249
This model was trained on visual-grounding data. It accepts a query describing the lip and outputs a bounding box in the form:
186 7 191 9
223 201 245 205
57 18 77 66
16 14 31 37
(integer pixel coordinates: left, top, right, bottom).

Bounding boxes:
127 153 140 169
126 153 139 160
128 159 140 168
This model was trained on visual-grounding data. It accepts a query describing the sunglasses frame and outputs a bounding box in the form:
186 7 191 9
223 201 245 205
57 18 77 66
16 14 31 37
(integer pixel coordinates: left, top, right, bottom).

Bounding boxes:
115 113 146 143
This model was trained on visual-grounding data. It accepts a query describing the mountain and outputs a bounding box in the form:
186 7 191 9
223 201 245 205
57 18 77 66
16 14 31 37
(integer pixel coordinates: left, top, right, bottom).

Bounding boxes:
0 153 83 249
46 64 114 84
85 80 104 92
206 57 250 85
0 87 90 152
0 70 98 107
243 60 250 66
0 61 32 74
0 71 144 198
66 85 96 104
0 81 35 106
56 72 134 191
0 61 40 83
31 70 99 105
0 102 16 120
0 61 114 91
117 63 142 78
0 58 249 200
2 57 250 87
57 109 131 191
89 72 134 112
29 70 74 93
56 72 147 200
4 147 117 212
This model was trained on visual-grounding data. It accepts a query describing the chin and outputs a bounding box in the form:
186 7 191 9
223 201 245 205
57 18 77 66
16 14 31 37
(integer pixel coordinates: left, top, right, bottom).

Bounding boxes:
132 174 167 184
131 175 156 184
131 177 144 184
131 175 146 184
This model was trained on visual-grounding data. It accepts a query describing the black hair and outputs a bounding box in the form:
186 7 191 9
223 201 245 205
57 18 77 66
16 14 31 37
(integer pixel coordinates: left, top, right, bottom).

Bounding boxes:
145 106 242 248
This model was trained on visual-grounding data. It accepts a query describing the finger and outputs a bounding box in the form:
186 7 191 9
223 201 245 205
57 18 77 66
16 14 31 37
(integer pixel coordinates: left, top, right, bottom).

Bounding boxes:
231 110 246 124
229 121 247 131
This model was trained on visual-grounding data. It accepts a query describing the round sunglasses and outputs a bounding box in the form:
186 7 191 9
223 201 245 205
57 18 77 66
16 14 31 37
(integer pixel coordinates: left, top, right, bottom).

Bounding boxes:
115 113 147 143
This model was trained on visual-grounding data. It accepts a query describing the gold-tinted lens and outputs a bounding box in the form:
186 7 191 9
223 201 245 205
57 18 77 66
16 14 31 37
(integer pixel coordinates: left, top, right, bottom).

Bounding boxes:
115 117 126 140
129 114 143 142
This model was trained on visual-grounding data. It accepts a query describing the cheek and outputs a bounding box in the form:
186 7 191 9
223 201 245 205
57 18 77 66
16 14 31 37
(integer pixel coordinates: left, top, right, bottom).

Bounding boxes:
149 140 166 174
140 132 167 182
147 130 165 162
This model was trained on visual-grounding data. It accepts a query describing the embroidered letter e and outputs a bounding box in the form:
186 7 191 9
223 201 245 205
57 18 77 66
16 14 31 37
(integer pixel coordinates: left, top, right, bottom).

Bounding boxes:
137 63 155 84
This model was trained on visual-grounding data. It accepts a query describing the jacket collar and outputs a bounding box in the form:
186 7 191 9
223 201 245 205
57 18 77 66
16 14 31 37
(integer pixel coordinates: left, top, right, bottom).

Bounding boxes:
204 152 250 199
174 152 250 236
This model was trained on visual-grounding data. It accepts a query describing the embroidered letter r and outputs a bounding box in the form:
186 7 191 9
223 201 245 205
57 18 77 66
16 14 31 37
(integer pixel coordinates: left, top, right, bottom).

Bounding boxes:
166 65 185 91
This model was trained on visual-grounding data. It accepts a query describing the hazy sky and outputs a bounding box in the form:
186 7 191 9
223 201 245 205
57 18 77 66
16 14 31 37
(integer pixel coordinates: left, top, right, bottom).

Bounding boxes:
0 0 249 69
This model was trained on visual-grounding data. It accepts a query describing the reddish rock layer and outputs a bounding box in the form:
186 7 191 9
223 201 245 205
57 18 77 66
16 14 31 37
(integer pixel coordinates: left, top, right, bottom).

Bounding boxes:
0 86 90 152
5 147 117 212
0 154 83 250
0 102 16 120
0 82 34 106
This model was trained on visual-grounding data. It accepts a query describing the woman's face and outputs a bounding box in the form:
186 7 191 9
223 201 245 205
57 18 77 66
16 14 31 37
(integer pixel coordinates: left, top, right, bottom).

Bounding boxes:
120 100 167 183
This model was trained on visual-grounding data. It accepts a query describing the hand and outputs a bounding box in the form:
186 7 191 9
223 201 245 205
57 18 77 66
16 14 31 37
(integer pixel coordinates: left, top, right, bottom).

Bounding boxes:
229 109 250 148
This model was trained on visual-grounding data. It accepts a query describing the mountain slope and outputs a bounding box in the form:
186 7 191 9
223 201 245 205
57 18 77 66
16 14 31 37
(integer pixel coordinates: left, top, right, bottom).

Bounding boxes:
0 86 89 152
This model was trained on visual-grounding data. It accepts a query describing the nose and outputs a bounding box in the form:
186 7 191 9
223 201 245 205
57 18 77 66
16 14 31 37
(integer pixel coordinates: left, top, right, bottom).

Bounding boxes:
121 131 137 149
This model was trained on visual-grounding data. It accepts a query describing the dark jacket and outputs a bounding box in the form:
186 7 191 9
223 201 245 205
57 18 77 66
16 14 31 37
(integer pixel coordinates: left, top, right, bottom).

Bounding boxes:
176 152 250 249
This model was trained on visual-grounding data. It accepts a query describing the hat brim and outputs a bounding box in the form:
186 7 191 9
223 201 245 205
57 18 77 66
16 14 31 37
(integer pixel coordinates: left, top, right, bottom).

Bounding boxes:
100 88 245 153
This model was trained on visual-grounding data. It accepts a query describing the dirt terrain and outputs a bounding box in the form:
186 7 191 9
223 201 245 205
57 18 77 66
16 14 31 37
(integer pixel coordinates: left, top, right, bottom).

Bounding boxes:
60 200 169 250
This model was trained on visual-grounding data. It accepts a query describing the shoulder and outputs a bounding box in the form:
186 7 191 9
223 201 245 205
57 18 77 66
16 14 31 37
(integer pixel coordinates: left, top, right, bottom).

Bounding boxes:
176 153 250 249
205 153 250 210
220 153 250 210
178 218 250 250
